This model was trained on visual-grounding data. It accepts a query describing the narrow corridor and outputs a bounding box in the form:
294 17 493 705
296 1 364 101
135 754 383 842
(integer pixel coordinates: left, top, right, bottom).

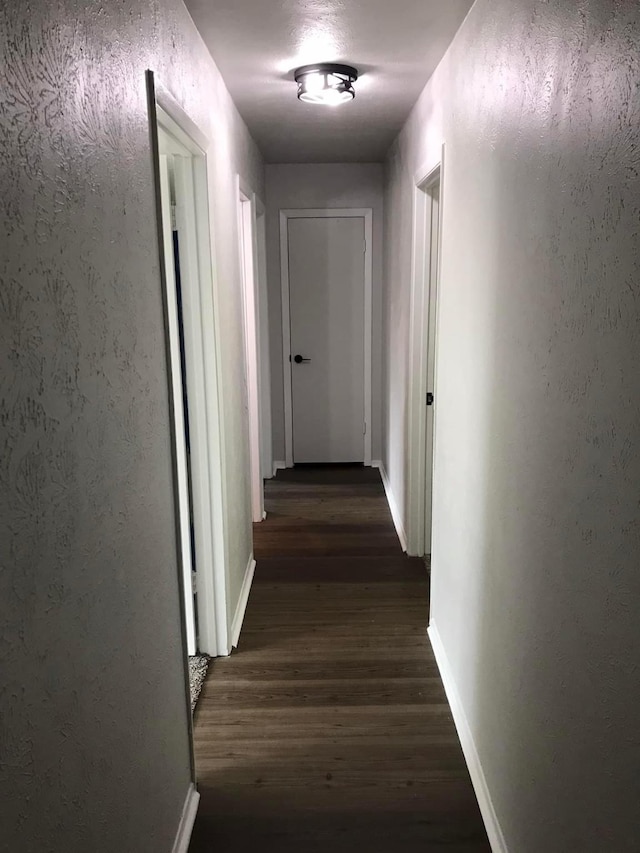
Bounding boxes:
189 465 489 851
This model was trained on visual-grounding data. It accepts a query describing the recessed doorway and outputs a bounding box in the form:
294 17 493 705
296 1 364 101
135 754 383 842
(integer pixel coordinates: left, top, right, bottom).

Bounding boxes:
407 158 443 557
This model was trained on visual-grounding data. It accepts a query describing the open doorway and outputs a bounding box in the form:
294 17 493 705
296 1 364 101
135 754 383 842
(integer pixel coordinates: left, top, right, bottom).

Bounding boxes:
147 73 230 678
237 180 266 522
407 157 443 558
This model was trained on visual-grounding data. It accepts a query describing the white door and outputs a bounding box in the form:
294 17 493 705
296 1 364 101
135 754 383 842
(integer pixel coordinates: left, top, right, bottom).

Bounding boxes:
288 216 365 463
424 181 440 555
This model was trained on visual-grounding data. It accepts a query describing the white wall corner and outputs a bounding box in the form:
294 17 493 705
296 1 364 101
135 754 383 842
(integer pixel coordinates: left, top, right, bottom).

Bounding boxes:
171 784 200 853
427 623 509 853
230 555 256 648
377 462 408 552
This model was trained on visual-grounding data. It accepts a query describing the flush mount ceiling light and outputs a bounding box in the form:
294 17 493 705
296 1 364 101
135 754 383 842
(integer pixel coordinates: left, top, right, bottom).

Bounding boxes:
294 63 358 106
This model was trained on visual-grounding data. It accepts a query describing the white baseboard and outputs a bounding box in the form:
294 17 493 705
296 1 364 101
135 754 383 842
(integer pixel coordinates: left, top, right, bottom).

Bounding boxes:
428 623 508 853
377 461 408 552
171 784 200 853
272 460 286 477
230 554 256 648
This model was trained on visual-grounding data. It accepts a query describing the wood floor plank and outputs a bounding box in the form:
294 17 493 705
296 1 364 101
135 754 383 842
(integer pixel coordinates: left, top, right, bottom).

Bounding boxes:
199 659 440 680
189 464 489 852
198 679 447 708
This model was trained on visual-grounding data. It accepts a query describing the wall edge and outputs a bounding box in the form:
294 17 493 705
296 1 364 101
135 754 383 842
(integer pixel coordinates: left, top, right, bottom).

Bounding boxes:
231 555 256 648
375 461 408 552
428 622 509 853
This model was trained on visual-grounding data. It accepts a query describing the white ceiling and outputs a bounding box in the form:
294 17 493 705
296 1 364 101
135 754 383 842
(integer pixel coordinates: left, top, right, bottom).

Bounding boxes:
184 0 474 163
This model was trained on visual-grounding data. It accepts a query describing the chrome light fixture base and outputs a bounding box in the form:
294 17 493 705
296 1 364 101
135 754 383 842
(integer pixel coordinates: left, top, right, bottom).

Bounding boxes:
294 63 358 106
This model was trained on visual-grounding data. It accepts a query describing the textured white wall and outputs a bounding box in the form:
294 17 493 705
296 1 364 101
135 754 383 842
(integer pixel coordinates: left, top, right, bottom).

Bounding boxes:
265 163 384 463
383 0 640 850
0 0 262 850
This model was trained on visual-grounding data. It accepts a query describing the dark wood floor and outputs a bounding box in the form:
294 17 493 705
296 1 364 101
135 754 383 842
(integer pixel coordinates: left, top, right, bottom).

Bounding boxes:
189 465 489 852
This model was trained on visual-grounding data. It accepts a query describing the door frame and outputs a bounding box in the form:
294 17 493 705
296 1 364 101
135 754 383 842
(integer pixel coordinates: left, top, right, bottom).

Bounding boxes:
236 177 266 522
279 208 373 467
406 147 445 556
255 201 273 482
157 140 198 655
147 71 230 659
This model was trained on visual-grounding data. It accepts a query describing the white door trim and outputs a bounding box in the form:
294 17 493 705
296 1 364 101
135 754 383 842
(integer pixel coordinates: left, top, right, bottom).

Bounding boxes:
237 176 265 522
148 71 230 660
406 147 445 556
254 200 273 482
157 153 197 656
279 208 373 467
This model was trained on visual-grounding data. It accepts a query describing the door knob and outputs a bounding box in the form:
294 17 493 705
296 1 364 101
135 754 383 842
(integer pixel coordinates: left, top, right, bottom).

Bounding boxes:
293 354 311 364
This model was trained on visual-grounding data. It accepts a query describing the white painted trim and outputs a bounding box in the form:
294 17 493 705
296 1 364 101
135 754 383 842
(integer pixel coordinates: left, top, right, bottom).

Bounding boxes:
231 555 256 648
200 150 232 659
171 784 200 853
149 76 230 661
377 461 408 552
237 176 265 523
255 204 273 482
414 154 442 189
363 213 373 466
406 146 445 556
154 83 209 153
428 623 508 853
158 154 197 656
279 208 374 467
272 460 286 477
279 211 294 468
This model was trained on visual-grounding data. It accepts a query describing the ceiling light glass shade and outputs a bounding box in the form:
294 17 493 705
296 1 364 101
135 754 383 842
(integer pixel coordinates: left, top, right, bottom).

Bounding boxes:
294 64 358 106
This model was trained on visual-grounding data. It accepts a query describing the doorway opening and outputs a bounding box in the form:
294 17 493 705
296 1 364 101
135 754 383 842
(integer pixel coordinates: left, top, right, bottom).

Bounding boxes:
147 72 230 681
407 158 443 558
237 180 266 522
279 208 373 467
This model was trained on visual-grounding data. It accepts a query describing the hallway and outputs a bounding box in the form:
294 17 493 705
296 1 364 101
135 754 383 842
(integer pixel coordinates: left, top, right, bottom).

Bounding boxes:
189 466 489 851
